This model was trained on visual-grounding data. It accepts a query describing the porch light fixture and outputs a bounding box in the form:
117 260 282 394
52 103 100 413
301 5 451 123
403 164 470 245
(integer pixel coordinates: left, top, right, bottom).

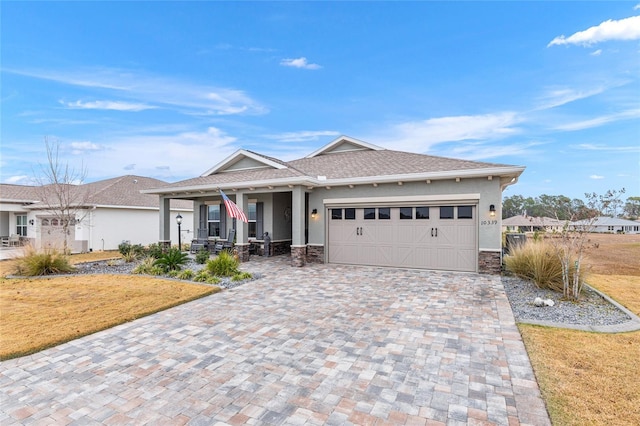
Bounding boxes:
489 205 496 217
176 214 183 250
311 209 318 219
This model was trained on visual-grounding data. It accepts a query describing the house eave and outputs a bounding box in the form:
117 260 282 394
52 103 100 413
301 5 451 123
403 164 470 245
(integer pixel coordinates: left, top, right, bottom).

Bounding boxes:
142 166 525 196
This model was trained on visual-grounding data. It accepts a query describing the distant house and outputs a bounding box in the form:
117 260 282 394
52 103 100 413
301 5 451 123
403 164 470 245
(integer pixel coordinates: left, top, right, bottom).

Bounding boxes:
0 175 193 252
571 216 640 234
502 214 563 233
144 136 525 274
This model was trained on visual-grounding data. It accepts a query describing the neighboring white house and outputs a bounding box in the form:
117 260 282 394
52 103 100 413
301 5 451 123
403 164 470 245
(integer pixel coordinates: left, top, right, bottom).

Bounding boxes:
502 215 563 233
0 175 193 252
571 216 640 234
144 136 525 274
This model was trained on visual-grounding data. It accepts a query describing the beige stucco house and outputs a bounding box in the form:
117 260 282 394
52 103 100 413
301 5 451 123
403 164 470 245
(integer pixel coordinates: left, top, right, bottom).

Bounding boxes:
0 175 192 253
145 136 524 274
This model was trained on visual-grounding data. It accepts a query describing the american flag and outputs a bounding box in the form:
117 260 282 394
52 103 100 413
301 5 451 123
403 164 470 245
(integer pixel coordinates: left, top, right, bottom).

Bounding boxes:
219 190 248 223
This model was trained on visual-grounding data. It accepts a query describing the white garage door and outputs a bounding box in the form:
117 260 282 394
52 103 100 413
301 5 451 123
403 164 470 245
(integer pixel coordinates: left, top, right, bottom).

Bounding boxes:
328 205 477 272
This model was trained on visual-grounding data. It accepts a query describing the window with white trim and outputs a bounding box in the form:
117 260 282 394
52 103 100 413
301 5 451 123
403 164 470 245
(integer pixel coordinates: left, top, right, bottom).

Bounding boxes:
16 215 27 236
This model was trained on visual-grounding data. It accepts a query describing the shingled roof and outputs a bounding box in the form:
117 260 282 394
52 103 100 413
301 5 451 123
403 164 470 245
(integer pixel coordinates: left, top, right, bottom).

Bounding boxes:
1 175 192 210
146 136 524 193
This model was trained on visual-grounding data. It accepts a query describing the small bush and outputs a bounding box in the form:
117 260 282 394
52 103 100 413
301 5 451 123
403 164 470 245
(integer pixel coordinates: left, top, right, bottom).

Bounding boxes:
144 243 164 259
193 270 220 284
195 248 210 264
231 271 253 282
118 242 144 259
153 248 189 273
206 250 240 277
176 269 195 280
132 256 163 275
15 247 76 276
504 241 585 293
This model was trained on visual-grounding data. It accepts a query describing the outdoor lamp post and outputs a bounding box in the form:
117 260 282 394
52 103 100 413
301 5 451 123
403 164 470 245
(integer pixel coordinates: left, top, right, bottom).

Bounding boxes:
176 214 183 251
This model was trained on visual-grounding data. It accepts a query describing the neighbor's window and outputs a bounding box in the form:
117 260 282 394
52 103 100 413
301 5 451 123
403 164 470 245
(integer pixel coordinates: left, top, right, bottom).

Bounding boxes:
416 207 429 219
208 204 221 237
400 207 413 219
458 206 473 219
16 215 27 236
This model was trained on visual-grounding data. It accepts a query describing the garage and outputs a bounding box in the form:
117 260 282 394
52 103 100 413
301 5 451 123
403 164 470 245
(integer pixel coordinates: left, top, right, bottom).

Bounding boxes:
327 204 477 272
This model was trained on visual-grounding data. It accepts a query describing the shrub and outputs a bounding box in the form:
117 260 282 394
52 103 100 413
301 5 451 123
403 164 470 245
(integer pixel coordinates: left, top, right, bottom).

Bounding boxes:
132 256 163 275
231 271 253 282
504 241 585 293
176 269 195 280
206 250 240 277
14 247 76 276
195 248 210 264
193 270 221 284
118 242 144 260
153 248 190 273
144 243 164 259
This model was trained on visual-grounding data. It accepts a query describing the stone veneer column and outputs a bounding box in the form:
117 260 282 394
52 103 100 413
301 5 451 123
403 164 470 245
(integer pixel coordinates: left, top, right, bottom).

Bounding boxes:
236 243 250 262
305 245 325 264
478 250 502 274
291 245 306 267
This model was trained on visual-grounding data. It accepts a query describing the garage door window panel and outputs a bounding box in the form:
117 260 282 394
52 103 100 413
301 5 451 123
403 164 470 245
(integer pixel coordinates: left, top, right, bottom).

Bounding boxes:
345 208 356 220
331 209 343 220
364 208 376 219
378 208 391 219
440 206 454 219
458 206 473 219
400 207 412 219
416 207 429 219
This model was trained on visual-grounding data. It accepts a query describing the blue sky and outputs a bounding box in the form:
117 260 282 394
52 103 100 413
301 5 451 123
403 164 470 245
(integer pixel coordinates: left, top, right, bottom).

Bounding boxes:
1 1 639 200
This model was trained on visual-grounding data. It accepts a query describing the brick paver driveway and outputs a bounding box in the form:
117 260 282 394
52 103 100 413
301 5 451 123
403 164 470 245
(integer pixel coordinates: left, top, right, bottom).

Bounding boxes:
1 256 550 425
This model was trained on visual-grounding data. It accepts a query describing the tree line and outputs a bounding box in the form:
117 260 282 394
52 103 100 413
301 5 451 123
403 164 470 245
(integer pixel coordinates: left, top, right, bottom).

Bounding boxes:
502 191 639 220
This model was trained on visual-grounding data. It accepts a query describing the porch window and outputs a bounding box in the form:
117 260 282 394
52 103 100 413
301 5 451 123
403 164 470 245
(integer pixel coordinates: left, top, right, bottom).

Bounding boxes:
208 205 221 237
16 215 27 236
248 202 257 238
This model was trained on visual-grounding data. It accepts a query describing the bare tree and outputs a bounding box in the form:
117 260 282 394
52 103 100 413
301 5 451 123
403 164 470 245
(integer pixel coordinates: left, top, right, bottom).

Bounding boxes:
33 137 93 253
549 189 625 300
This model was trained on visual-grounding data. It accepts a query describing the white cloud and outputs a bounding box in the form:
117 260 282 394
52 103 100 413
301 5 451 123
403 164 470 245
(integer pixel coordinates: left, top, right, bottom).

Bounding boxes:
265 130 340 142
554 108 640 131
590 49 602 56
574 143 640 153
535 86 607 110
635 4 640 10
4 175 30 184
69 141 105 155
6 67 267 116
82 127 238 179
372 112 522 153
548 15 640 47
61 100 156 111
280 57 322 70
590 174 605 180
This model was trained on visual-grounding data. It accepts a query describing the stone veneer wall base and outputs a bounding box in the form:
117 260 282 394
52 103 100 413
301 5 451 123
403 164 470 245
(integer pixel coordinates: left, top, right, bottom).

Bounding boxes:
479 251 501 274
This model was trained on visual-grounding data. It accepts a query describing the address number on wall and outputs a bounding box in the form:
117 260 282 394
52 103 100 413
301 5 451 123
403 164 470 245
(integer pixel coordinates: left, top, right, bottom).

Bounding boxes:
481 220 498 226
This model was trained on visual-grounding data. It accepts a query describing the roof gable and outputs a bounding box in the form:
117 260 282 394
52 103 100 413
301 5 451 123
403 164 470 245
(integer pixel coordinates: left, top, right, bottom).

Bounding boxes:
305 136 384 158
201 149 288 177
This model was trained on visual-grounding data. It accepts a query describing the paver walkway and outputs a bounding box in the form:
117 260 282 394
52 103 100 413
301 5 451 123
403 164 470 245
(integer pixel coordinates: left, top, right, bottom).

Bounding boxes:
1 256 550 425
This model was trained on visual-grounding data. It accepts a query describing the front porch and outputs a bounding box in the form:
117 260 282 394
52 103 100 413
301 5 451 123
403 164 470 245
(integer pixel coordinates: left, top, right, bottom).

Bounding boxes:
157 185 322 267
